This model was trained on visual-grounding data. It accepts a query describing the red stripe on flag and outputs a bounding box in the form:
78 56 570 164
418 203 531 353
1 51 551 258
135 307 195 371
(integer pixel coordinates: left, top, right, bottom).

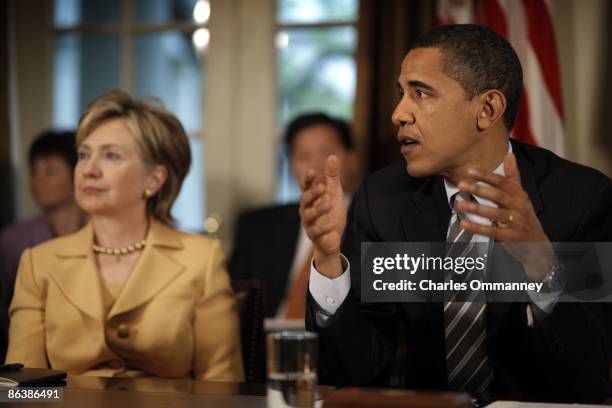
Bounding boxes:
436 14 456 26
434 15 449 27
512 88 538 146
522 0 564 119
476 0 507 37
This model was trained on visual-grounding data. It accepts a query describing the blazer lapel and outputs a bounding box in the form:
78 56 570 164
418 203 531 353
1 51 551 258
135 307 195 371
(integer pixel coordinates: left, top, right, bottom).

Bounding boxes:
400 175 451 243
511 139 544 215
484 243 510 335
50 223 106 322
486 141 543 334
399 176 450 335
108 220 185 319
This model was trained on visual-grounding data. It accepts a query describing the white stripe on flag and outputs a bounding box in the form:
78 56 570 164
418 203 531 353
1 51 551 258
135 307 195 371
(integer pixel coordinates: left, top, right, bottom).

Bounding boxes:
501 0 565 156
436 0 474 24
524 44 566 155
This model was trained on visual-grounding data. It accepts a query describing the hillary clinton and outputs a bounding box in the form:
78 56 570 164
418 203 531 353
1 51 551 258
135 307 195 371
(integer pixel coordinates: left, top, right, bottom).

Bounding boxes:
6 90 244 381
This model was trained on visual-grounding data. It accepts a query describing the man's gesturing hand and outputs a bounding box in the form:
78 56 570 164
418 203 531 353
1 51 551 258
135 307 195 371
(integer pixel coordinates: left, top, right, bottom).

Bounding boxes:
455 153 555 281
299 155 346 279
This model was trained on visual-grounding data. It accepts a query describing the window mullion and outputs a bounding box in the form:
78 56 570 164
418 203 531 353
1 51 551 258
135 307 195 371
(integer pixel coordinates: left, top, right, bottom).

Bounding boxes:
276 20 356 30
120 0 133 93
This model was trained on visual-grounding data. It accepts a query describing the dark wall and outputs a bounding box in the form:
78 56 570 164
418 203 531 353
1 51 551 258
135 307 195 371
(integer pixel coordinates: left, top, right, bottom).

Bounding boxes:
353 0 436 177
598 1 612 164
0 0 14 230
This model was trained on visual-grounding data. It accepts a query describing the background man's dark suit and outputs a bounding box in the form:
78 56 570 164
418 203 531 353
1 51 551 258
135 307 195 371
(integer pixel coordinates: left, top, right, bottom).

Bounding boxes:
307 139 612 402
230 203 355 317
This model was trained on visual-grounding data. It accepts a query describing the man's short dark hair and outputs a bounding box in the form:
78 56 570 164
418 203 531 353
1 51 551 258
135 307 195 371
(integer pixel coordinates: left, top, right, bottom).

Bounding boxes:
409 24 523 130
284 113 354 155
29 130 77 169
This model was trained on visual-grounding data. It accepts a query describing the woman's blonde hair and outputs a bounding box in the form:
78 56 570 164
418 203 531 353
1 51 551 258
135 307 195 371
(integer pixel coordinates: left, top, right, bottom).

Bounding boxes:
77 90 192 225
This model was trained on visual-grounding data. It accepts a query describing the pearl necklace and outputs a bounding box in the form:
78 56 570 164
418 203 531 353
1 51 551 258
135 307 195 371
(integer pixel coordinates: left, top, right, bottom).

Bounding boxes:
92 239 146 261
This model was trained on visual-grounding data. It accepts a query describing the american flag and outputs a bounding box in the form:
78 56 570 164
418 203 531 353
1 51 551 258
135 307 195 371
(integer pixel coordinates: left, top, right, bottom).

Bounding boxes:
436 0 565 157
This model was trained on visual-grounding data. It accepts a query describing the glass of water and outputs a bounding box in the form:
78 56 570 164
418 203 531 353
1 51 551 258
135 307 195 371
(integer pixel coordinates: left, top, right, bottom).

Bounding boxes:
267 331 318 408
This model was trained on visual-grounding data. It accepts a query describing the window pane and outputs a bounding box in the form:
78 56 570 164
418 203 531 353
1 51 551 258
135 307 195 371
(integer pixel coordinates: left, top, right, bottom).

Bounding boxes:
134 31 204 132
54 0 121 27
277 0 358 24
276 26 357 203
277 26 357 126
171 137 205 232
53 34 80 129
135 0 204 24
52 34 121 129
134 31 205 231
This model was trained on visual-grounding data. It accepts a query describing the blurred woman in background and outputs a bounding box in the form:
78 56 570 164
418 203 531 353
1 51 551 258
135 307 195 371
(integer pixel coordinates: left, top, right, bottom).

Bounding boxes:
0 130 86 361
0 131 86 295
6 90 244 381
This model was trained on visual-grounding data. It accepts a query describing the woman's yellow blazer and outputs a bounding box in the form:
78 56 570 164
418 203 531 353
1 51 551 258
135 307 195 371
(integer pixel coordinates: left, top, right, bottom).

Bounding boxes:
6 219 244 381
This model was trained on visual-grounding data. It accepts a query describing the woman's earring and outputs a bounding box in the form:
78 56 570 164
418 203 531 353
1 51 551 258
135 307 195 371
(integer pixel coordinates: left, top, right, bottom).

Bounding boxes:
143 189 153 200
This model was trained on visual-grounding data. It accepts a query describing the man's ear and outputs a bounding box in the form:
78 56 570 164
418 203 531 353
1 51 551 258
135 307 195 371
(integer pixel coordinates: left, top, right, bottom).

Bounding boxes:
147 165 168 194
476 90 507 131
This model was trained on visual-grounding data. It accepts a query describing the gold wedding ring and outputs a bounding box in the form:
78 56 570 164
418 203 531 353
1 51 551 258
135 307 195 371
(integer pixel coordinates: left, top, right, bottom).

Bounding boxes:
495 214 514 229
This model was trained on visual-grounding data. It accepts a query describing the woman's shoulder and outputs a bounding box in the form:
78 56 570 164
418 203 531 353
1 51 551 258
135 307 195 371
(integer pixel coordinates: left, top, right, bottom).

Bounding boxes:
151 221 220 252
27 224 91 259
152 224 226 274
172 230 221 255
0 215 53 244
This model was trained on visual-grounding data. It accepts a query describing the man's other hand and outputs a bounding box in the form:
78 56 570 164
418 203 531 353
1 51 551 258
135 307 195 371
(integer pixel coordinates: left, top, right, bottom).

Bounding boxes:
299 155 346 279
456 153 555 280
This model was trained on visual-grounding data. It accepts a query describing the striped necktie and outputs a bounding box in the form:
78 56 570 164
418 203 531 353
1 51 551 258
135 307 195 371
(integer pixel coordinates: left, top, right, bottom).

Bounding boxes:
444 192 494 393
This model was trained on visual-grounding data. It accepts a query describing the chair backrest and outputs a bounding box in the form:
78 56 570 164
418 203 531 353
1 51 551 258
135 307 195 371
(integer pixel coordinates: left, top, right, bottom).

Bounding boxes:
231 279 266 383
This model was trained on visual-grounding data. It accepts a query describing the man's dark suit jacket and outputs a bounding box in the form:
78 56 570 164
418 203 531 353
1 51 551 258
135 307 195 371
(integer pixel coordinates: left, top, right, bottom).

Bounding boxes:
230 203 355 317
306 139 612 403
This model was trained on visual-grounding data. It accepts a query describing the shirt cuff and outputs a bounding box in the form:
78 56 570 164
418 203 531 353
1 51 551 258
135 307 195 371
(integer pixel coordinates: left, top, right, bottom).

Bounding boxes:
526 290 561 327
526 289 561 314
308 254 351 316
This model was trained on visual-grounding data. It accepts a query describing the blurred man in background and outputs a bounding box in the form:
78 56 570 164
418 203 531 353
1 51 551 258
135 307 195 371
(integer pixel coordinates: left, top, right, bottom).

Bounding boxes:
229 113 357 319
